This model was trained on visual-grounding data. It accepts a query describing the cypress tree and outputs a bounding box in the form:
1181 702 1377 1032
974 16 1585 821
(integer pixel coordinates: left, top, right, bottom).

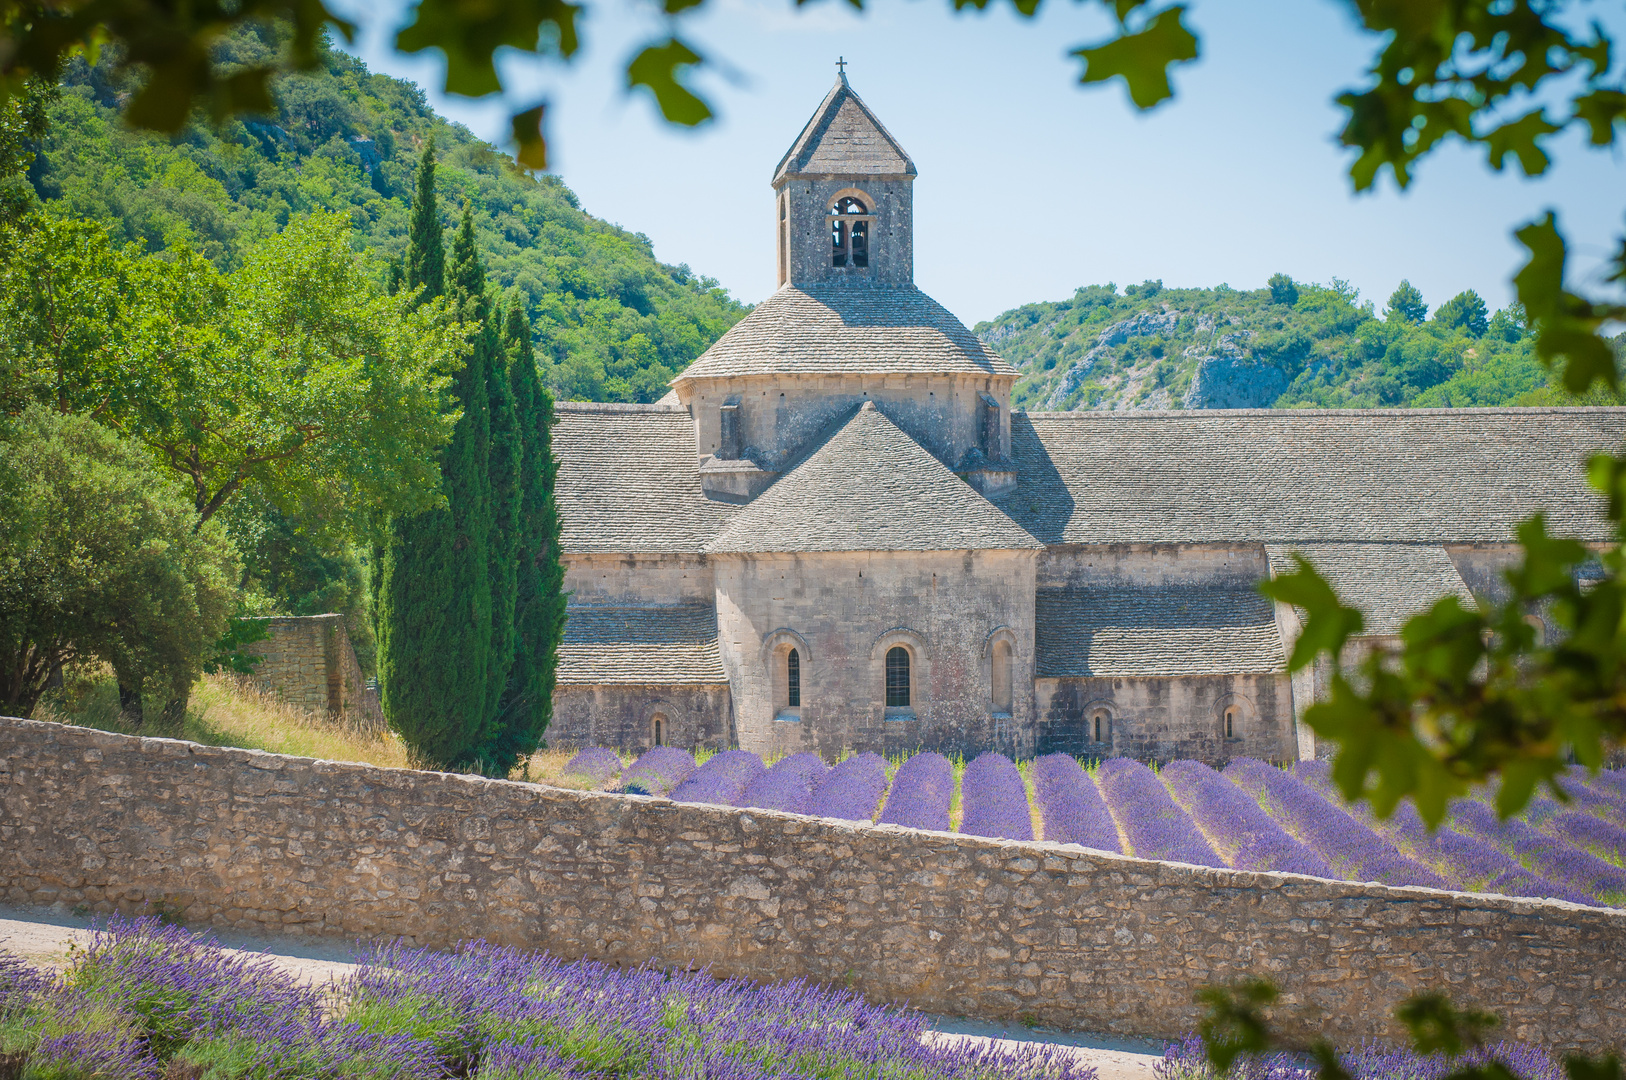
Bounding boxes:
406 138 444 301
377 155 494 768
447 206 521 771
486 298 566 769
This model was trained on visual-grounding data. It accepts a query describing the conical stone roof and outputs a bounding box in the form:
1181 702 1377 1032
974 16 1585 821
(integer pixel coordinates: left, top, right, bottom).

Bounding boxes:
773 75 916 183
673 284 1017 382
704 402 1042 554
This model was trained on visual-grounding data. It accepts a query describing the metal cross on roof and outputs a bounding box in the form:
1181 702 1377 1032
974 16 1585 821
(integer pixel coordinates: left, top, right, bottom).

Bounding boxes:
836 57 846 75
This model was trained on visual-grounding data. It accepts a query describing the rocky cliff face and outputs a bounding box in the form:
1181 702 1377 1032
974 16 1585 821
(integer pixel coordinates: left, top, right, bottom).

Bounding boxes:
1181 356 1289 409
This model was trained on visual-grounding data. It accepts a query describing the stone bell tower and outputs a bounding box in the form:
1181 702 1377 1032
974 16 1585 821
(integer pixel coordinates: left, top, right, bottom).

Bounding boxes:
772 66 917 289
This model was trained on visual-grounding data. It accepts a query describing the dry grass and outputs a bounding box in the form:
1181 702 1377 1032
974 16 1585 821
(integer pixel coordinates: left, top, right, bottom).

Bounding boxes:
33 665 409 769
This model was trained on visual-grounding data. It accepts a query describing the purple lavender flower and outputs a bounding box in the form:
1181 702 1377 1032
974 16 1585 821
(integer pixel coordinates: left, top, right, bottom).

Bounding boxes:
807 753 889 821
1450 798 1626 905
1542 811 1626 868
740 752 829 814
617 746 696 796
560 747 623 787
1288 763 1585 902
1161 760 1333 878
670 750 765 807
68 915 319 1058
877 752 954 832
1095 758 1224 867
1156 1032 1561 1080
477 1037 604 1080
1030 754 1121 852
1225 759 1447 888
957 752 1034 841
0 947 44 1014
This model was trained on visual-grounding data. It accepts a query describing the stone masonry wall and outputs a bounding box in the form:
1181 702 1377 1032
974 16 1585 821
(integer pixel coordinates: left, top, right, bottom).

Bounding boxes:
716 549 1037 760
246 615 381 733
1036 674 1296 764
2 717 1621 1051
549 685 733 753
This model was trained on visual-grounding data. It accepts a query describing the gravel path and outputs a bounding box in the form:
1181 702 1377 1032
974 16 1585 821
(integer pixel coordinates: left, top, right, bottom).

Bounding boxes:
0 903 1164 1080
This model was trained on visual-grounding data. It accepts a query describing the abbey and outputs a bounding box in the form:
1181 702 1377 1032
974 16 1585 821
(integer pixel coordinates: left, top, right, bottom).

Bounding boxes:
547 74 1626 765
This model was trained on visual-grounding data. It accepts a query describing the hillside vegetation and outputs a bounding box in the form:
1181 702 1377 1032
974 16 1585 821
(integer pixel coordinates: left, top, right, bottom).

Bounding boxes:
26 25 747 404
979 277 1619 412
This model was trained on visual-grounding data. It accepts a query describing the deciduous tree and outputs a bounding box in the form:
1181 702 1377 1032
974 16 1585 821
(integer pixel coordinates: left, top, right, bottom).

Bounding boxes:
0 406 238 721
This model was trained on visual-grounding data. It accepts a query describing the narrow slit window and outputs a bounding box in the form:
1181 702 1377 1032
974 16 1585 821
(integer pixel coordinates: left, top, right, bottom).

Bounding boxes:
653 715 666 746
991 639 1012 713
787 648 801 707
885 646 910 708
1091 709 1110 744
1224 706 1240 740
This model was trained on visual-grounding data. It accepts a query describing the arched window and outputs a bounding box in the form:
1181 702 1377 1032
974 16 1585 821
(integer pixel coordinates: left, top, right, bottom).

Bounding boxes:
830 196 870 268
786 647 801 708
1223 705 1241 740
991 639 1012 714
885 646 911 708
652 713 667 747
1091 708 1112 745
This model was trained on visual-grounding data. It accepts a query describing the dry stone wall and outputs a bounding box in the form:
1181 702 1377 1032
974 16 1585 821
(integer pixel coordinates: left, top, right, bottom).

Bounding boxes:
1 717 1622 1051
246 615 381 733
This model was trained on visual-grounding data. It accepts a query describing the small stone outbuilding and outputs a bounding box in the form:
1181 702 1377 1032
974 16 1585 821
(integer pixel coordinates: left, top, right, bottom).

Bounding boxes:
545 73 1626 765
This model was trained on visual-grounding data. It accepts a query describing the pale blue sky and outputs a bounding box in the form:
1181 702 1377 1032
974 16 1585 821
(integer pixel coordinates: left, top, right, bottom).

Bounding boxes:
334 0 1625 327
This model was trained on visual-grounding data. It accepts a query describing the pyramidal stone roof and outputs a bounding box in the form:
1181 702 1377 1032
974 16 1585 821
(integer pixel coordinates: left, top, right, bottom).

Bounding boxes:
773 74 916 183
673 284 1017 383
552 402 738 553
705 402 1042 554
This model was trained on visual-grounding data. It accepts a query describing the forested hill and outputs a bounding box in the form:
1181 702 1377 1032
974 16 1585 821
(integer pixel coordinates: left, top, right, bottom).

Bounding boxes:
28 25 747 404
978 277 1614 412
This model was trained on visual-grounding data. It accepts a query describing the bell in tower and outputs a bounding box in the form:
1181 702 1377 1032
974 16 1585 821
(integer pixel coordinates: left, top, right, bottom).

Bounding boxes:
772 64 917 289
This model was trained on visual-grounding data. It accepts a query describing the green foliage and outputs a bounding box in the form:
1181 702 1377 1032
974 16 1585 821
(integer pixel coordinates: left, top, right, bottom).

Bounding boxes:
407 138 445 301
489 297 567 770
0 406 238 717
1434 290 1488 338
1071 3 1199 110
1386 280 1427 324
0 209 463 529
1193 981 1623 1080
25 27 746 405
379 176 497 771
986 278 1542 413
0 77 52 225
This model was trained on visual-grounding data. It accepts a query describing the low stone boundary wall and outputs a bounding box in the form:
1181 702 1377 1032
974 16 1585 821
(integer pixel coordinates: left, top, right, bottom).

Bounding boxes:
1 717 1621 1050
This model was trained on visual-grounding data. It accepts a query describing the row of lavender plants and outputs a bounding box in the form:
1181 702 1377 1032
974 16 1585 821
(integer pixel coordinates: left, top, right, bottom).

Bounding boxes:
0 916 1099 1080
559 747 1626 907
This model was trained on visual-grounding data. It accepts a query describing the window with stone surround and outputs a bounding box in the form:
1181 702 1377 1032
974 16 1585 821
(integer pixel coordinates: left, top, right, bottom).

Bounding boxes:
830 196 870 268
1091 708 1112 745
885 646 910 707
787 648 801 708
652 713 667 746
1223 705 1241 740
991 639 1012 714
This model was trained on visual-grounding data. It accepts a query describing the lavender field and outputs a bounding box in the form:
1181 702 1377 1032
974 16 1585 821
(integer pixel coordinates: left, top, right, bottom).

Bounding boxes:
0 917 1100 1080
563 749 1626 908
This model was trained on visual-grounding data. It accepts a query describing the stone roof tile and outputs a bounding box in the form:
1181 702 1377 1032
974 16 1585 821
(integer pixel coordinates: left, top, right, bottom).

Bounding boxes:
1036 587 1286 678
557 605 727 685
705 402 1043 554
1002 408 1626 545
553 403 736 554
1266 543 1474 636
673 285 1017 382
773 76 915 182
